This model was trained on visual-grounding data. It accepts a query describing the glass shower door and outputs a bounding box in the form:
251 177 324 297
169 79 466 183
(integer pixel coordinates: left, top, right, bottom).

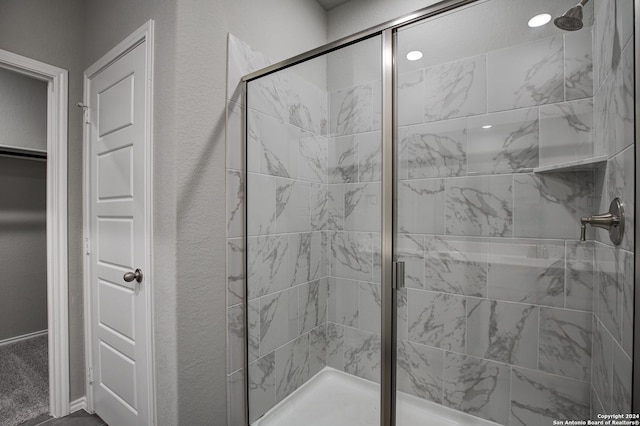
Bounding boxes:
245 36 384 425
394 0 634 425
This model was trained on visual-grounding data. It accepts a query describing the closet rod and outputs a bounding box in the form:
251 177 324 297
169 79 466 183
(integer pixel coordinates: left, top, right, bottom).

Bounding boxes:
0 146 47 161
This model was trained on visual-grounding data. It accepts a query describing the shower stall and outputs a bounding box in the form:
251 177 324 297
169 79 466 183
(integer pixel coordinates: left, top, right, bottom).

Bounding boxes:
227 0 637 424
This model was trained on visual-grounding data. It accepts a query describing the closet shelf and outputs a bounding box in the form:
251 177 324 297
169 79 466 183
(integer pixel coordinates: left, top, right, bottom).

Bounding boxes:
533 156 607 173
0 145 47 160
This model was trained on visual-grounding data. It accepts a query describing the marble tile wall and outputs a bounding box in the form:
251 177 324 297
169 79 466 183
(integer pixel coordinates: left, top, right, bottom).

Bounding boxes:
226 34 333 424
227 1 636 422
590 0 634 417
389 2 632 424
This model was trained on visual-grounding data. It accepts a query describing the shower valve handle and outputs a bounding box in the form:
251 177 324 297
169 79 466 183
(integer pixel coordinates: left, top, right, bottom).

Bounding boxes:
579 198 624 245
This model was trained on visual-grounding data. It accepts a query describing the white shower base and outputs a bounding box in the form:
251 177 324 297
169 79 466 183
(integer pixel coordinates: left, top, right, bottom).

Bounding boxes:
254 367 501 426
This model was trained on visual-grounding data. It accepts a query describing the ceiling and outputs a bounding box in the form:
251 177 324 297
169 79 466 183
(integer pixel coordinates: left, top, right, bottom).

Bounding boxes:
316 0 352 11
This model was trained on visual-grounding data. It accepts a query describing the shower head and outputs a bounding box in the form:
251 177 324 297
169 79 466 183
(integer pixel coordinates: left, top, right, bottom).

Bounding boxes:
554 0 589 31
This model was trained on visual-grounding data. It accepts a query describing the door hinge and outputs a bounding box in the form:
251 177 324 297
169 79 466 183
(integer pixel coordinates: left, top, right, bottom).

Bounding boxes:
84 237 91 255
87 367 94 385
76 102 90 124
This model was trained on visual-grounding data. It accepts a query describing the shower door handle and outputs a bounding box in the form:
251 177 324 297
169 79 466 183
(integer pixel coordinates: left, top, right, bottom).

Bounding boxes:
393 261 405 290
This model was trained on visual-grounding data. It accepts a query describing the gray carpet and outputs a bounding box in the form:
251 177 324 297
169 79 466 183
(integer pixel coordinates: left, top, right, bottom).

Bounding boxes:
0 334 49 426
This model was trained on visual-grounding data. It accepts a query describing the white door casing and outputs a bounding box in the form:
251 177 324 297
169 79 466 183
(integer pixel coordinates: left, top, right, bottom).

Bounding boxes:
83 21 154 426
0 49 69 418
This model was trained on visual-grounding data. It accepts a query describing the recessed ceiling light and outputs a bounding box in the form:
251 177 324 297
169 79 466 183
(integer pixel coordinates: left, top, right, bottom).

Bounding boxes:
482 125 492 129
528 13 551 28
406 50 423 61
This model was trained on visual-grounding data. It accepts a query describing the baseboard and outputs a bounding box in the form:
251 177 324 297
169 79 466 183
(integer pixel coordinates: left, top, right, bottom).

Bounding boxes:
69 397 87 413
0 329 48 347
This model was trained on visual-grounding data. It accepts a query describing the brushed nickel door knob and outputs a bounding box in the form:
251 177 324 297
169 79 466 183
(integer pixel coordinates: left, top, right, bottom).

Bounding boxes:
123 268 144 283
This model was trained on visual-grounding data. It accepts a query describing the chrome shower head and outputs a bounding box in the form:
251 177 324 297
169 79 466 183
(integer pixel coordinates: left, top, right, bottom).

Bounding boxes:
554 0 589 31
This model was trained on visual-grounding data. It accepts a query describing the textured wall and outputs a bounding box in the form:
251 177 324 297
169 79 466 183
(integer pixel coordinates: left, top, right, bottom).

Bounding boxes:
0 0 86 401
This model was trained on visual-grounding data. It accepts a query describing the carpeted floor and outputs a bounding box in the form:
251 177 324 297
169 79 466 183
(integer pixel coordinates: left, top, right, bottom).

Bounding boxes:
0 334 49 426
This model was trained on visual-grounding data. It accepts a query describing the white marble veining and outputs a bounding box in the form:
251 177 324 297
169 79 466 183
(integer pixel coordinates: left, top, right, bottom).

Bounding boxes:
397 70 424 127
227 34 271 104
510 367 590 425
288 232 322 287
595 243 624 344
399 119 467 179
513 172 594 240
564 29 593 101
467 107 539 174
424 236 487 297
612 343 633 414
298 131 328 183
329 135 358 183
329 231 373 282
487 240 565 308
423 55 487 122
299 279 328 334
398 179 445 234
397 340 443 403
247 235 289 299
595 38 634 158
247 173 276 236
539 99 594 168
310 183 327 232
227 238 244 307
327 184 344 230
344 327 380 383
328 278 358 327
260 288 298 356
443 352 510 425
357 131 382 182
249 353 276 423
309 325 327 377
408 290 465 351
275 334 309 402
330 84 373 137
344 182 381 232
227 170 244 238
565 241 594 312
488 36 563 112
538 307 592 382
592 317 613 413
466 298 538 369
358 282 381 334
326 322 344 370
607 146 635 252
445 175 513 237
227 304 245 374
276 179 311 233
594 0 633 91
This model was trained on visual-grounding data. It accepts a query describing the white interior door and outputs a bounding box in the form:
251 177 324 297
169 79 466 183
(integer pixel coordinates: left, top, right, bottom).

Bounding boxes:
87 37 152 426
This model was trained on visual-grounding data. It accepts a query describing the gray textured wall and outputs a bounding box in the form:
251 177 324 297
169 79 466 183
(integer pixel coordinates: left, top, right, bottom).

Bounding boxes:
0 67 47 152
0 0 86 401
0 157 47 341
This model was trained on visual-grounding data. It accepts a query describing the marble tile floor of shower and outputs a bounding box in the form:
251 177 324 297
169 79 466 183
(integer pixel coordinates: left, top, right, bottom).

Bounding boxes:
253 367 498 426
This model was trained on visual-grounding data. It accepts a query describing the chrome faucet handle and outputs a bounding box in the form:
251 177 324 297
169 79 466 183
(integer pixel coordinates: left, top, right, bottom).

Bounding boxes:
579 198 624 245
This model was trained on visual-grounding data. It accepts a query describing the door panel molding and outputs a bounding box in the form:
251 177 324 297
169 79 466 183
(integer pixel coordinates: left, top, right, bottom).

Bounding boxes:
83 20 155 424
0 48 70 418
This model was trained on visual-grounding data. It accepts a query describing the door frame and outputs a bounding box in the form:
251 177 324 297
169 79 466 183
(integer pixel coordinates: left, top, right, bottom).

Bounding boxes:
0 49 70 417
82 20 156 421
